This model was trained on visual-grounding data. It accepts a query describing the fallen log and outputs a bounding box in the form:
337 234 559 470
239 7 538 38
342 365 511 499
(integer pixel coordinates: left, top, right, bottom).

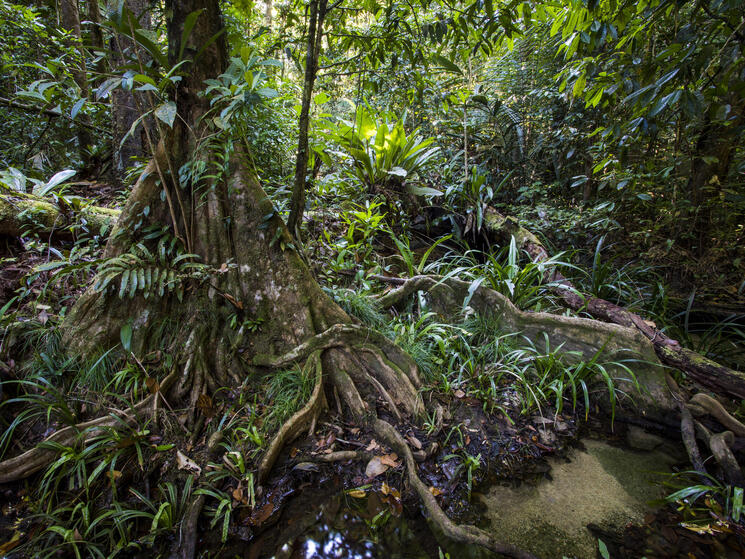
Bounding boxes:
375 273 677 418
482 207 745 400
0 189 119 240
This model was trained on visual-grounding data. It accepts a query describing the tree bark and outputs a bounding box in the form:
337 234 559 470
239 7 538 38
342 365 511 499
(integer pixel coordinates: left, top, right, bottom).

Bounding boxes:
87 0 104 53
265 0 273 26
59 0 93 158
110 0 152 184
287 0 328 240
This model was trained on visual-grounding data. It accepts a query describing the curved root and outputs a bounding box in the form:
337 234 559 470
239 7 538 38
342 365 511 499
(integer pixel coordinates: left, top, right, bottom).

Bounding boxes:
375 275 456 310
253 324 422 390
666 373 708 477
0 371 177 484
176 430 224 559
694 421 744 486
257 351 326 483
251 320 534 558
252 324 355 368
373 419 538 559
687 393 745 438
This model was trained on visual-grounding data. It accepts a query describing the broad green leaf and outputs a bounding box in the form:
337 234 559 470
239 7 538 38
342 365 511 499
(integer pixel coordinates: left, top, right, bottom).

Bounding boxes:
154 101 178 128
35 169 76 196
572 73 586 97
133 29 168 68
257 87 278 98
732 487 743 522
432 54 463 75
405 185 442 197
120 322 132 352
70 98 85 119
598 539 610 559
179 9 204 59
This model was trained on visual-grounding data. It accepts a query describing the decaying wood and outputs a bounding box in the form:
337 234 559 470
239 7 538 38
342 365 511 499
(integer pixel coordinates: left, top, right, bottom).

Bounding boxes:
481 207 745 401
0 190 119 239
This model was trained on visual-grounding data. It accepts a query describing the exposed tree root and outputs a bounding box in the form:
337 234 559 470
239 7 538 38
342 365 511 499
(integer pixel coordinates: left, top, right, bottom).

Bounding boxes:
301 450 372 463
177 494 206 559
687 393 745 438
373 419 538 559
375 275 455 309
253 326 537 559
258 351 326 483
694 422 744 486
666 374 708 476
666 373 745 487
0 371 176 484
176 430 224 559
380 272 745 509
376 273 675 416
680 404 709 477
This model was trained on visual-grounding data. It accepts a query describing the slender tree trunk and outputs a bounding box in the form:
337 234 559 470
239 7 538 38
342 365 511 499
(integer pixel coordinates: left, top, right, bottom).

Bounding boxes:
686 97 744 253
110 0 152 184
87 0 104 53
287 0 328 240
59 0 93 159
265 0 273 26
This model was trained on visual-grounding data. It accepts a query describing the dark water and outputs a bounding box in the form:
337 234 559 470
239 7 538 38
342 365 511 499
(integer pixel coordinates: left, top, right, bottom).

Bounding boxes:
218 479 493 559
221 436 686 559
266 489 440 559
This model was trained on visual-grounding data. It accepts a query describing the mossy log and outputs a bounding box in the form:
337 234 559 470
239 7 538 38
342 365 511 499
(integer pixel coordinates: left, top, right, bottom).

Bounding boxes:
376 274 676 417
0 190 119 239
481 207 745 401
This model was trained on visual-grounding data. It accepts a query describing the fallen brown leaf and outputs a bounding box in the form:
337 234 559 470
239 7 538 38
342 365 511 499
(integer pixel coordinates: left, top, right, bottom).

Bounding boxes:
406 435 422 449
176 450 201 477
145 377 159 394
379 453 400 468
0 532 22 554
248 503 274 526
365 456 389 478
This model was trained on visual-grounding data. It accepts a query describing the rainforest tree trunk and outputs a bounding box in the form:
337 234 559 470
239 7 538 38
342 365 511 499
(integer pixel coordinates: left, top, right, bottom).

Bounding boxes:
110 0 152 184
686 97 744 253
59 0 93 160
56 5 536 557
287 0 328 240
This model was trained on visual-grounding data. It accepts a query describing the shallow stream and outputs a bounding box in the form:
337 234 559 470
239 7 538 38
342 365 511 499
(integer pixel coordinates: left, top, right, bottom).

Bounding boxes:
261 436 683 559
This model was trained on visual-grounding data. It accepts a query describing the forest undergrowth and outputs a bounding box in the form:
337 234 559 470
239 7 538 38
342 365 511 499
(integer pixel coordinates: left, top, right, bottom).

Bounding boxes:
1 171 744 557
1 0 744 557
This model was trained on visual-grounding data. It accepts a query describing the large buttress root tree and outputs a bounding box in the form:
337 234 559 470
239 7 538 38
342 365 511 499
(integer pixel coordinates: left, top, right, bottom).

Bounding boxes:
0 2 534 557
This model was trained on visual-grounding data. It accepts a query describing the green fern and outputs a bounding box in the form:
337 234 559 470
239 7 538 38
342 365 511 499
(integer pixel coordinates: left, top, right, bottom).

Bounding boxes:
93 239 208 302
